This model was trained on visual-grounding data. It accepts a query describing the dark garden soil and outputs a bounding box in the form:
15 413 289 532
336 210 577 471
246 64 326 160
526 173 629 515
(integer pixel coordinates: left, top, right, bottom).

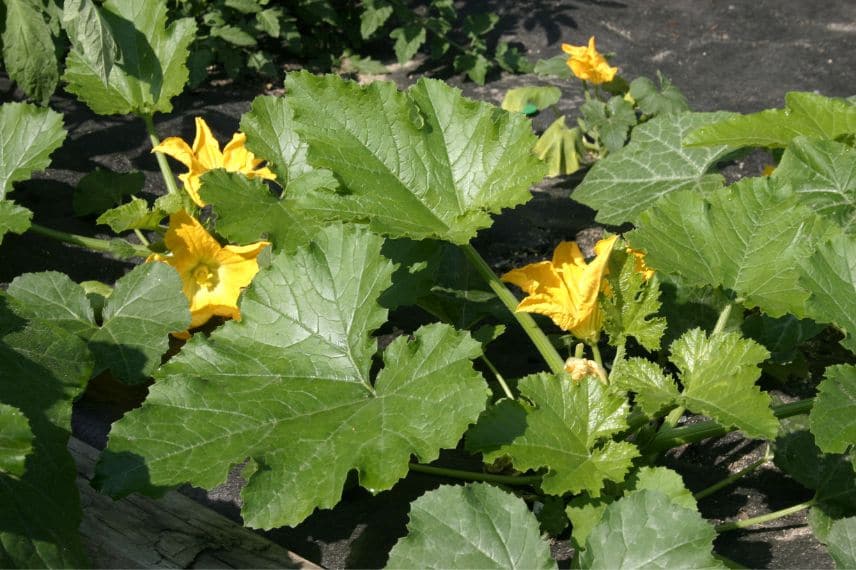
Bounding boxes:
3 0 856 568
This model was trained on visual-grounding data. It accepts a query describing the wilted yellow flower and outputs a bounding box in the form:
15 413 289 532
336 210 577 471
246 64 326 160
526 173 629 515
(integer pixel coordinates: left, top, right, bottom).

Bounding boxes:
561 37 618 84
152 117 276 207
762 164 776 176
148 210 270 329
627 248 655 281
502 235 619 342
564 357 608 384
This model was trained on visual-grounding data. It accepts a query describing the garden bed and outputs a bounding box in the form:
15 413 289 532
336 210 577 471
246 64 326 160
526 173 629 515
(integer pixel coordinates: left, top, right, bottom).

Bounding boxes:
1 1 855 568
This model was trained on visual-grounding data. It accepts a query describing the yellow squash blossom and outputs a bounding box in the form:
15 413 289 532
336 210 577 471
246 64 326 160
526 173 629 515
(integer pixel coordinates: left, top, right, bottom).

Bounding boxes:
561 36 618 84
152 117 276 207
148 210 270 329
502 235 619 342
627 247 655 281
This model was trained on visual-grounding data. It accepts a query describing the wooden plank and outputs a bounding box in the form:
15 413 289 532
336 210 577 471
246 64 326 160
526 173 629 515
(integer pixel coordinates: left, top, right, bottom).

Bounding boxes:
70 437 319 569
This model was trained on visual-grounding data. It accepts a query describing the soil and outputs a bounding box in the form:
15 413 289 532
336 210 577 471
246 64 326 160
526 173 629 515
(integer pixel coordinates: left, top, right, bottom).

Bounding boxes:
3 0 855 568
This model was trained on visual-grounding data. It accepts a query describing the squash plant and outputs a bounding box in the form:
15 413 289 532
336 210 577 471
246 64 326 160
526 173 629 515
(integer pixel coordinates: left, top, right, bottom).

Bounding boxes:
0 1 855 568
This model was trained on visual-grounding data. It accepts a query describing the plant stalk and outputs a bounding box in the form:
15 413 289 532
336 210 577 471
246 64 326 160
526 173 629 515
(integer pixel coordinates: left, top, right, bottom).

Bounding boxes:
143 114 181 197
715 500 813 532
481 355 515 400
649 398 814 453
460 243 566 375
28 223 150 258
712 302 733 335
409 463 541 486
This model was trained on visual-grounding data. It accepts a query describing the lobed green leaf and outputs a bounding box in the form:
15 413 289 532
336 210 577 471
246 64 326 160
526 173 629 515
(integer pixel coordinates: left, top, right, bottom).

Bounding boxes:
827 517 856 569
671 329 777 440
630 177 825 317
0 200 32 244
601 248 666 350
285 71 546 243
386 483 556 569
0 102 67 200
572 112 734 225
610 357 679 419
685 92 856 149
0 402 33 478
63 0 196 116
95 224 489 528
1 0 58 104
467 373 638 497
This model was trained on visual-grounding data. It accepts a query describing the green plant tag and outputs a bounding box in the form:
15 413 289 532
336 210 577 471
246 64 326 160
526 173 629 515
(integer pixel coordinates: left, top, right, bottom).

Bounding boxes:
387 483 556 569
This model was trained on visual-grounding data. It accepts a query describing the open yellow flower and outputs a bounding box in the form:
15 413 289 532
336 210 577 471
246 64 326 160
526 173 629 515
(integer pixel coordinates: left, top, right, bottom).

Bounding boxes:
152 117 276 207
502 235 619 342
148 210 270 329
561 36 618 84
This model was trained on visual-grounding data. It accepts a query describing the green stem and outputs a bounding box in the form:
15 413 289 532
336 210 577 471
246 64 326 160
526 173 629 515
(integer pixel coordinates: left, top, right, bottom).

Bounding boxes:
650 398 814 453
712 302 733 335
481 355 514 400
143 114 181 197
662 405 686 429
589 342 603 368
574 342 585 359
715 500 813 532
460 244 565 375
610 343 625 372
28 223 150 258
694 447 771 501
133 228 150 246
409 463 541 486
713 553 749 569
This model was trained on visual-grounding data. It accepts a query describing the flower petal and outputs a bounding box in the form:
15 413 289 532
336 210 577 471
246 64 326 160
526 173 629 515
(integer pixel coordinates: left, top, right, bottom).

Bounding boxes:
501 261 561 295
152 136 195 169
191 117 224 171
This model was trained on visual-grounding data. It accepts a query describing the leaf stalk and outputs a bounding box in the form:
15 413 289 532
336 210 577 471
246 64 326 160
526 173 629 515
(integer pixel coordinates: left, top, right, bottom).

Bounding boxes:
28 223 150 258
460 243 566 375
143 114 181 197
409 463 541 486
714 500 814 532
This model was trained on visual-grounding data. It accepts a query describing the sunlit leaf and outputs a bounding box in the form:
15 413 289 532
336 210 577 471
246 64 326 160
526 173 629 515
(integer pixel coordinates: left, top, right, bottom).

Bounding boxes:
63 0 196 115
0 102 66 200
671 329 777 439
285 71 546 243
572 112 734 225
630 178 825 317
2 0 58 104
95 224 489 529
685 92 856 149
578 490 722 569
827 517 856 569
610 357 679 418
533 116 580 177
467 373 638 497
601 248 666 350
0 402 32 478
386 483 556 569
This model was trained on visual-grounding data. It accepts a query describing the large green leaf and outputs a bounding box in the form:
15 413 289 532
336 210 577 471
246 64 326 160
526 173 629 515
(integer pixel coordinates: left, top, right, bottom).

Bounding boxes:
2 0 58 104
0 299 93 568
772 137 856 234
810 365 856 455
284 71 547 243
578 490 722 569
601 248 666 350
200 170 322 252
386 483 556 569
827 517 856 569
7 263 189 384
467 373 638 497
533 116 581 177
62 0 196 115
741 313 825 364
0 102 67 200
799 231 856 352
685 92 856 149
238 94 338 195
73 168 144 216
95 224 489 529
571 112 734 225
630 178 824 317
671 329 777 440
0 402 32 478
62 0 118 84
